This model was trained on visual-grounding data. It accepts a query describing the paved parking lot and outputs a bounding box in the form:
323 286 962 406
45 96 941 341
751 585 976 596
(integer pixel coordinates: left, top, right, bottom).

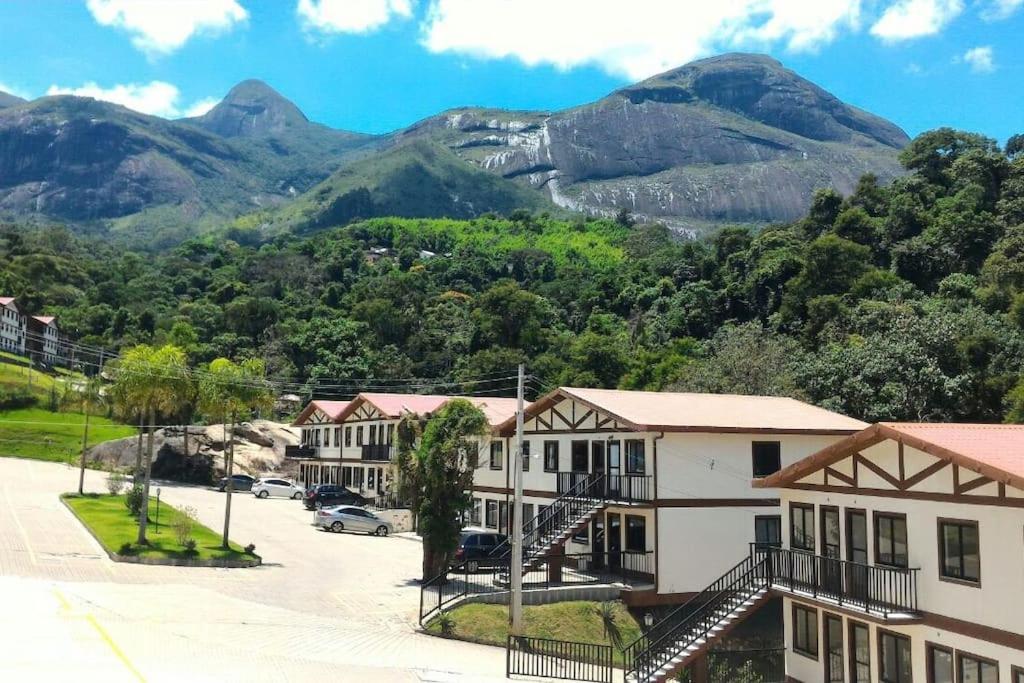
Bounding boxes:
0 457 512 682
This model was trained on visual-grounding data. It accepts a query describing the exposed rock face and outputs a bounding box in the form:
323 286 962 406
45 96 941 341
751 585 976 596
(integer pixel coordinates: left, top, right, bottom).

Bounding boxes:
190 79 310 138
87 420 299 484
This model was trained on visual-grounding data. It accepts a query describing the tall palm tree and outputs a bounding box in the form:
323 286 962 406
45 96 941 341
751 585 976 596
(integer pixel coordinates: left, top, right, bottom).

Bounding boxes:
112 344 190 545
199 357 273 548
64 376 106 495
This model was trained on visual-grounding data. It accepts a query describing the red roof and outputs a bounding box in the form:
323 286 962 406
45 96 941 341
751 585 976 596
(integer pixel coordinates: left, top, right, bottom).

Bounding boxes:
0 297 16 306
332 393 524 429
32 316 55 325
291 400 350 426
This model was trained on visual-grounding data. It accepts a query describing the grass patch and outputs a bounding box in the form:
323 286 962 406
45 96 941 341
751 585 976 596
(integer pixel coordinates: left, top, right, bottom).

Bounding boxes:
63 493 256 562
425 601 642 665
0 407 135 463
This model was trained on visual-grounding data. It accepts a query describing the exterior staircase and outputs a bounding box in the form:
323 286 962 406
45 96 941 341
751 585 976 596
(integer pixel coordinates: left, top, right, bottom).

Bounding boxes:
623 552 772 683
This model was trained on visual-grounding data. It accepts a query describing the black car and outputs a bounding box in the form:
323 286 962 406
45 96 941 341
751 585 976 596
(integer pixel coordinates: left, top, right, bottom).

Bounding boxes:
453 531 508 571
303 484 367 510
217 474 255 492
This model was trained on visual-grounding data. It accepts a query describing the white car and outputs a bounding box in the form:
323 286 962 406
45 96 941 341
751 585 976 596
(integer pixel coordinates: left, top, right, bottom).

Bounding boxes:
314 505 393 536
252 478 304 499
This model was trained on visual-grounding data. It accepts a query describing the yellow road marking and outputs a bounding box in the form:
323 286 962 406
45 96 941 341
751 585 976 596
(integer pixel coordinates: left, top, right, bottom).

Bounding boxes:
53 588 146 682
4 484 36 564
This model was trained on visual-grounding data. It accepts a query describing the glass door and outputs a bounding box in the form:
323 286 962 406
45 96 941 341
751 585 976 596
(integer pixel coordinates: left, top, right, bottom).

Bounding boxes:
591 441 606 492
607 441 621 497
821 507 842 595
846 509 869 603
607 513 621 571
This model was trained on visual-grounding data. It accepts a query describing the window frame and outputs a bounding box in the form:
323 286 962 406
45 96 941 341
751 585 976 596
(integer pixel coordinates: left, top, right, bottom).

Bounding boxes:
823 612 844 683
521 440 530 472
874 512 909 568
752 441 782 478
926 642 954 683
878 628 912 683
624 514 646 552
792 604 819 660
625 439 646 474
485 500 498 528
1011 665 1024 683
790 502 816 552
957 650 1000 683
755 515 782 548
571 440 589 473
356 425 364 447
849 620 871 683
543 440 559 472
344 426 352 447
489 441 504 470
470 498 482 526
937 518 981 587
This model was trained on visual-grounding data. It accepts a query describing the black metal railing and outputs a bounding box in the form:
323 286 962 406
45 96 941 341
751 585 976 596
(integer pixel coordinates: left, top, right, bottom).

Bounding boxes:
556 471 653 503
493 473 608 562
507 635 613 683
285 445 317 459
368 492 412 510
419 550 653 624
754 545 919 617
361 444 393 461
624 554 770 683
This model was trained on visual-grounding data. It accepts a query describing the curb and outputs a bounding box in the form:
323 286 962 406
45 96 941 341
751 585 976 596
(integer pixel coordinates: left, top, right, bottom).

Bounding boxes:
60 494 262 569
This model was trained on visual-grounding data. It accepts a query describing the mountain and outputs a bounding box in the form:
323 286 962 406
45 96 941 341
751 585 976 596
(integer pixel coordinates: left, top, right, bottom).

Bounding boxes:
0 55 909 244
0 91 26 109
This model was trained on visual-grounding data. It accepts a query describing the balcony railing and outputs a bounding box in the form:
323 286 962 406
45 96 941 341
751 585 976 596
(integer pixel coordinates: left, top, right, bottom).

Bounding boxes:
754 545 920 617
285 445 317 459
361 444 393 461
556 471 653 503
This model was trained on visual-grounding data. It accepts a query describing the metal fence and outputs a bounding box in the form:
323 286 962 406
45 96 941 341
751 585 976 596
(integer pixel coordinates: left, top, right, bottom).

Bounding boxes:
506 635 613 683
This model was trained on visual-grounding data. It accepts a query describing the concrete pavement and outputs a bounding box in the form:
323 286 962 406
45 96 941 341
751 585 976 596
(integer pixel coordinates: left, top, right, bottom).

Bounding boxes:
0 457 513 682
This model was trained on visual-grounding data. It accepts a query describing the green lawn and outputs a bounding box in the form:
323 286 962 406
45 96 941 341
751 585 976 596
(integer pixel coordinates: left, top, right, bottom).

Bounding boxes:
63 493 257 562
426 601 642 665
0 360 60 397
0 407 135 463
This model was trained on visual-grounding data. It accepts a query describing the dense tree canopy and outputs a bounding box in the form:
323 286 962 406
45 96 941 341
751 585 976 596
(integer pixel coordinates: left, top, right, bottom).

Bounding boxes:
3 127 1024 423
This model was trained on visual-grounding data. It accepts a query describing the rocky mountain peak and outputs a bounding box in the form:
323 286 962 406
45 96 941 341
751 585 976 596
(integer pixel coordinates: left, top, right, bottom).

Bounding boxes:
192 79 309 138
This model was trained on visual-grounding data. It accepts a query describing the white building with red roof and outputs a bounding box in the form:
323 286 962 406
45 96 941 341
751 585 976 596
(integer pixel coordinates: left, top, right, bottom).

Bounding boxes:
0 297 26 355
27 315 59 365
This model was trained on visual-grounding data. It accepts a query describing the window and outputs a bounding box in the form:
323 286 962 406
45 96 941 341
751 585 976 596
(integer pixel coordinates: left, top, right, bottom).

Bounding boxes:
369 424 378 445
792 605 818 659
343 467 352 486
485 500 498 528
752 441 782 477
824 614 844 682
367 468 375 490
850 621 870 683
791 503 815 551
313 429 321 447
386 423 394 444
324 429 330 448
927 644 953 683
755 515 782 547
571 441 589 472
544 441 559 472
470 498 482 525
879 631 912 683
625 515 646 552
521 440 530 472
1012 667 1024 683
345 426 352 447
499 501 508 533
625 439 646 474
959 653 999 683
875 513 908 567
489 441 503 470
938 519 980 584
334 427 340 446
522 503 535 533
356 426 364 446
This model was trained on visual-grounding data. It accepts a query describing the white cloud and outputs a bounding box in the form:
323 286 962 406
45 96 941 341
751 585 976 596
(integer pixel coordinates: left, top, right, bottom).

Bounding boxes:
870 0 963 41
962 46 996 73
420 0 863 81
297 0 413 35
46 81 216 118
86 0 248 56
183 97 220 118
980 0 1023 20
0 82 30 99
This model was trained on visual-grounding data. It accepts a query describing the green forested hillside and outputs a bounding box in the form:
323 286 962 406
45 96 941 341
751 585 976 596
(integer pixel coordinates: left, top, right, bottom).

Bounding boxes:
2 128 1023 423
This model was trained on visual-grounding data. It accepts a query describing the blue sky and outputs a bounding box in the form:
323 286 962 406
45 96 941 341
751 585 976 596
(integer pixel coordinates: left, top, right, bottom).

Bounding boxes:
0 0 1021 142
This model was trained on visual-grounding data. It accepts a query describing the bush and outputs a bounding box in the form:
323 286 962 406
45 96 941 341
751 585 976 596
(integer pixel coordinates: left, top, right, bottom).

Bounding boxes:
124 484 145 516
173 505 198 547
106 471 127 496
0 387 38 411
118 542 133 555
437 611 456 636
244 543 256 555
183 539 197 554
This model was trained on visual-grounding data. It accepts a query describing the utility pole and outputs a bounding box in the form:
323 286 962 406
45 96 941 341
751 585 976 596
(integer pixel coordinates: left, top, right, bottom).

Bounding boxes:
510 363 525 635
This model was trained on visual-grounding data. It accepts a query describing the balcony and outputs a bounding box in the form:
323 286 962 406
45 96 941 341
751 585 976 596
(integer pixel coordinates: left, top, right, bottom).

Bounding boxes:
284 445 317 459
556 471 653 504
755 545 920 619
361 444 393 461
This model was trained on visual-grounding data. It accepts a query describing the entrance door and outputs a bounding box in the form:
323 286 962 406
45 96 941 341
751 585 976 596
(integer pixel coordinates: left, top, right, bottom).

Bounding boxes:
591 441 606 492
846 510 869 604
607 441 621 497
607 513 621 571
592 516 605 570
821 507 842 595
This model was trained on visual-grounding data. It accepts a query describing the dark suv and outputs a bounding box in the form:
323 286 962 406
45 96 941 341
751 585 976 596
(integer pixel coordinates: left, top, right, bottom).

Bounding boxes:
453 531 508 571
303 484 367 510
216 474 255 492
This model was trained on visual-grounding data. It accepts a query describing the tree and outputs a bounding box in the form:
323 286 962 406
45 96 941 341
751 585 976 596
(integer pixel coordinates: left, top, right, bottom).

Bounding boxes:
199 357 273 548
899 128 999 185
416 399 488 579
111 344 190 545
64 376 106 495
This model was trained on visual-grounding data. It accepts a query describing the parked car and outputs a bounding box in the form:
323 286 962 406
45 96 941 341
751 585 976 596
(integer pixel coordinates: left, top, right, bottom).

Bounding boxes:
252 478 304 499
314 505 393 536
302 484 368 510
453 531 508 571
216 474 255 492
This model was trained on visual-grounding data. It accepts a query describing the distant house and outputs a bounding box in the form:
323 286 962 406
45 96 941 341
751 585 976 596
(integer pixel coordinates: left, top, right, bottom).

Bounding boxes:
0 297 27 355
27 316 59 365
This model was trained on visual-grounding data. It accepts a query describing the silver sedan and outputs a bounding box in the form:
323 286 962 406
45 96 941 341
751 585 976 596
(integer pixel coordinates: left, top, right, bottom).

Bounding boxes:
314 505 393 536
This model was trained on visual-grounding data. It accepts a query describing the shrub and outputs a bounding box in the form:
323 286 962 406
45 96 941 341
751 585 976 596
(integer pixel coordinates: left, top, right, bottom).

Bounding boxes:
173 506 198 547
183 539 197 554
124 483 144 516
0 387 38 411
437 611 456 636
244 543 256 555
106 471 127 496
118 542 133 555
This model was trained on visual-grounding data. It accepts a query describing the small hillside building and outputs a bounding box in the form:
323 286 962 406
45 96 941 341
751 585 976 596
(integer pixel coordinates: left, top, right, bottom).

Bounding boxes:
0 297 26 355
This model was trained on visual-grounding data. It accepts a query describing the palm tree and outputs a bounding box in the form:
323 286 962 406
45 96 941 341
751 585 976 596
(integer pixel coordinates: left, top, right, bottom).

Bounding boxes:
64 375 106 495
112 344 190 545
199 357 273 548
